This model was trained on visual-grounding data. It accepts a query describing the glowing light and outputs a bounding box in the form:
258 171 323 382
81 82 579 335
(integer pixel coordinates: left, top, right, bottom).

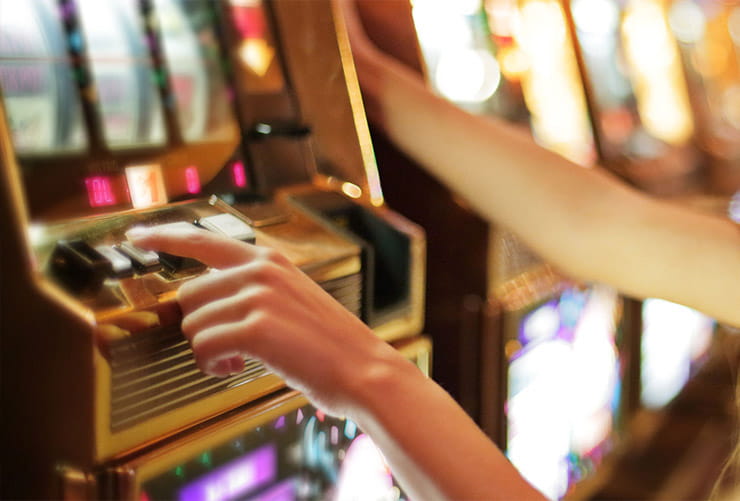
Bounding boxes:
315 409 325 422
125 164 167 209
519 1 568 54
622 0 694 144
434 48 501 104
498 46 529 80
341 182 363 199
184 166 201 194
412 4 474 51
334 435 393 501
274 415 285 429
85 176 117 208
296 409 304 424
239 39 274 77
232 161 247 188
572 0 620 35
331 426 339 445
641 299 714 408
485 0 520 38
344 419 358 440
729 191 740 222
230 1 266 39
668 0 706 44
521 303 560 344
178 445 277 501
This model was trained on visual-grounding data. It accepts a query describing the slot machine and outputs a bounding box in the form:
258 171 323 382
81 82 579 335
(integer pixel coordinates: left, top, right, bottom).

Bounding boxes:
353 1 630 499
0 0 426 498
667 0 740 194
568 0 701 196
566 0 728 420
104 337 431 501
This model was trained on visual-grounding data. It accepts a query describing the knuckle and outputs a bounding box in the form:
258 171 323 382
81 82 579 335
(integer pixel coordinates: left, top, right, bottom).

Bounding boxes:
262 247 289 267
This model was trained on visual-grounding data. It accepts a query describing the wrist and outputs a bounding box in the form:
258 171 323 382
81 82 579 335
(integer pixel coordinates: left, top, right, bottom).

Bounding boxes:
341 340 428 421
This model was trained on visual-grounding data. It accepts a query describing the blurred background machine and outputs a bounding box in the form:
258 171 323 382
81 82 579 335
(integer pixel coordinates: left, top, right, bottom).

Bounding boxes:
0 0 426 498
355 0 740 499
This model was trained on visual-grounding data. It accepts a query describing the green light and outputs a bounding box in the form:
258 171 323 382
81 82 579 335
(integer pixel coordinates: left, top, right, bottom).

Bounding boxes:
199 452 212 467
174 465 184 478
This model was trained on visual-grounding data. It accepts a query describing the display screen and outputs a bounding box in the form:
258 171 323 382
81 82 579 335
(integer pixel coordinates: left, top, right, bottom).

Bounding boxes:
153 0 238 143
0 0 85 153
76 0 166 149
140 405 406 501
505 285 622 500
640 299 715 409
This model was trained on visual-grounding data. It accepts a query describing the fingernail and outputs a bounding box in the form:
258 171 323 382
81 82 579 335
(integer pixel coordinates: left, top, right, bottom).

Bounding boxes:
228 357 244 375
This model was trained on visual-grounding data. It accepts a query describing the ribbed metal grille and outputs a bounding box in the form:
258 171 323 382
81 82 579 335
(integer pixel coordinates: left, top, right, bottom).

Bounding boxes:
109 272 362 431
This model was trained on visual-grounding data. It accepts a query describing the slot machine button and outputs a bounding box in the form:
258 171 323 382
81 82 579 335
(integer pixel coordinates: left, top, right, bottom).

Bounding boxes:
198 213 256 243
50 240 112 295
142 221 205 272
94 245 134 278
116 241 162 274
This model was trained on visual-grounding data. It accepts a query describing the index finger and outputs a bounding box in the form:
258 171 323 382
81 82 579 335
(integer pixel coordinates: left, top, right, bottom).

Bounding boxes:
126 223 256 269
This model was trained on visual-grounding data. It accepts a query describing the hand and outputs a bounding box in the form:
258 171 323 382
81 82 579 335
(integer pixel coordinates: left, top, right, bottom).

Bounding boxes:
126 225 403 415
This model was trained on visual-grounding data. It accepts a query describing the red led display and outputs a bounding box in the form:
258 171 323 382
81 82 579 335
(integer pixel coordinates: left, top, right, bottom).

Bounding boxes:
84 176 117 207
230 4 266 40
185 166 201 194
232 161 247 188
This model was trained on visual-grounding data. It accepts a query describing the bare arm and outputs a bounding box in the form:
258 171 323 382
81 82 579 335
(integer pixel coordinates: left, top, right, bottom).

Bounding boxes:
342 0 740 327
128 226 545 501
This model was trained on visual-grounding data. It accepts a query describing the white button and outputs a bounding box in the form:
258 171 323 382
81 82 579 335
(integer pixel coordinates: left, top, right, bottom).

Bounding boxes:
95 245 133 277
117 241 160 269
199 213 255 242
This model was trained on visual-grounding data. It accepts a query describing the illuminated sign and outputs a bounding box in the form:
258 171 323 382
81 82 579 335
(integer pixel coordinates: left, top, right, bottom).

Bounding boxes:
125 164 167 208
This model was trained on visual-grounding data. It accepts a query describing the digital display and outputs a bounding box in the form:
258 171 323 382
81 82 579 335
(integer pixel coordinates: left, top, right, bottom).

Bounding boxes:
153 0 238 143
76 0 166 149
0 0 85 153
84 175 117 208
640 299 715 409
126 164 167 209
506 285 622 500
140 405 408 501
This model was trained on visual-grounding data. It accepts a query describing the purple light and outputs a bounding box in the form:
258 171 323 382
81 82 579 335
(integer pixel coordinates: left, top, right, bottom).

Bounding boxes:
274 416 285 429
178 445 277 501
232 162 247 188
331 426 339 445
248 479 296 501
185 166 201 194
296 409 304 424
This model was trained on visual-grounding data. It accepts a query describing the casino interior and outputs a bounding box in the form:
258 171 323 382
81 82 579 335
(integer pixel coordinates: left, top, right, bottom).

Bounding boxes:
1 0 739 500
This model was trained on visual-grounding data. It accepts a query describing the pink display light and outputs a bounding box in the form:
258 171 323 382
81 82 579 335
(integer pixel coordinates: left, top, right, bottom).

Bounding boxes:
185 166 201 194
84 176 117 207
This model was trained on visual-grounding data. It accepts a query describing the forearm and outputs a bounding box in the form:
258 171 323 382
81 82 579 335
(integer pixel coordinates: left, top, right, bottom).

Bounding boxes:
355 44 740 326
347 353 544 501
